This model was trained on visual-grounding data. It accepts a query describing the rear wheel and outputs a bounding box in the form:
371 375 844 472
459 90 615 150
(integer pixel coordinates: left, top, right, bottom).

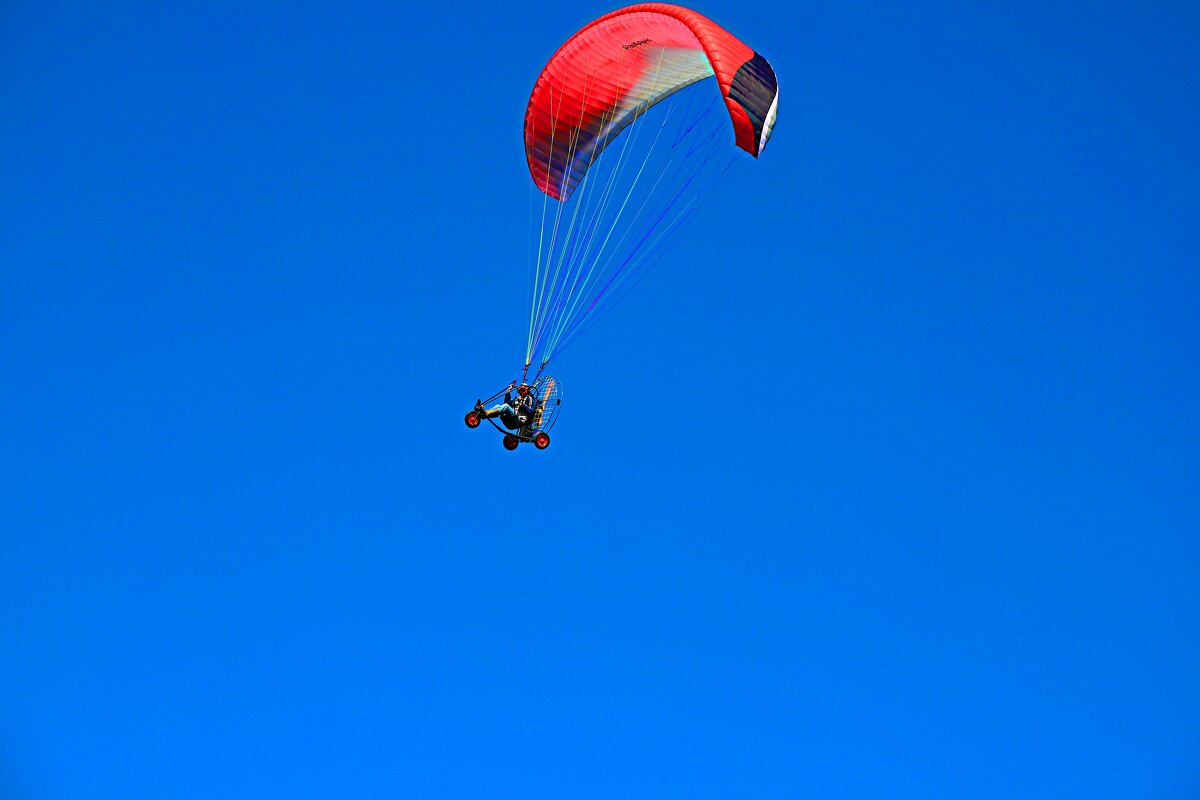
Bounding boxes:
534 432 550 450
502 434 519 451
464 411 481 428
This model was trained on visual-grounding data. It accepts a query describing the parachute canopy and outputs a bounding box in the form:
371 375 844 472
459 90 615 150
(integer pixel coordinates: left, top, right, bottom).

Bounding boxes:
525 3 779 202
521 4 778 374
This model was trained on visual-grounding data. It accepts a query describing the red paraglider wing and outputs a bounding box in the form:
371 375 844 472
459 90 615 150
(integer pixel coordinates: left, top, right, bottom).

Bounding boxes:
524 3 778 201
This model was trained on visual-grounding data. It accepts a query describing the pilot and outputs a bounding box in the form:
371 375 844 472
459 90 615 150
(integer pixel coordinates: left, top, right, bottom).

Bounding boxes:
478 383 538 430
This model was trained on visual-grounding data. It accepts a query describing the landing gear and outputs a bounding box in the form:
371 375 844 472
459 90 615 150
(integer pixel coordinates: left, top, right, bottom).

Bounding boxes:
502 434 519 451
534 431 550 450
464 411 481 428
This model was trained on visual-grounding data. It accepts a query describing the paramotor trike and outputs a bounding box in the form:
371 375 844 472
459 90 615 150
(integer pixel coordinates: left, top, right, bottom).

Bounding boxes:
464 375 562 451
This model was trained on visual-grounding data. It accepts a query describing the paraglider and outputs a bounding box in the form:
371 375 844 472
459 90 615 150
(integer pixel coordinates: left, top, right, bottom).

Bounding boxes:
465 3 777 449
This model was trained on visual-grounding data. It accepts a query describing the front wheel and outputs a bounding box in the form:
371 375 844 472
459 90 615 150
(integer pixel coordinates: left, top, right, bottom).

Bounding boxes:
534 432 550 450
502 434 519 451
464 411 481 428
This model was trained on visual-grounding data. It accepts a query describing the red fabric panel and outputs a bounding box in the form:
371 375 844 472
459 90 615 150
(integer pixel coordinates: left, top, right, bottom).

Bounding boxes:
525 4 759 200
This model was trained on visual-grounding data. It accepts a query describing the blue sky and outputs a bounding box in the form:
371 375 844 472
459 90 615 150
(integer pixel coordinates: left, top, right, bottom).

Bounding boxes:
2 1 1198 797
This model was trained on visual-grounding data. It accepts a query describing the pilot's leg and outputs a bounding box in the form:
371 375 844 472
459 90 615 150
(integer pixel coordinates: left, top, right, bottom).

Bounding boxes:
481 403 516 420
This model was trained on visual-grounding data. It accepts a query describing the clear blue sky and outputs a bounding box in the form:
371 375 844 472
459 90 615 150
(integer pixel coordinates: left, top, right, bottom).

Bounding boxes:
3 1 1198 797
